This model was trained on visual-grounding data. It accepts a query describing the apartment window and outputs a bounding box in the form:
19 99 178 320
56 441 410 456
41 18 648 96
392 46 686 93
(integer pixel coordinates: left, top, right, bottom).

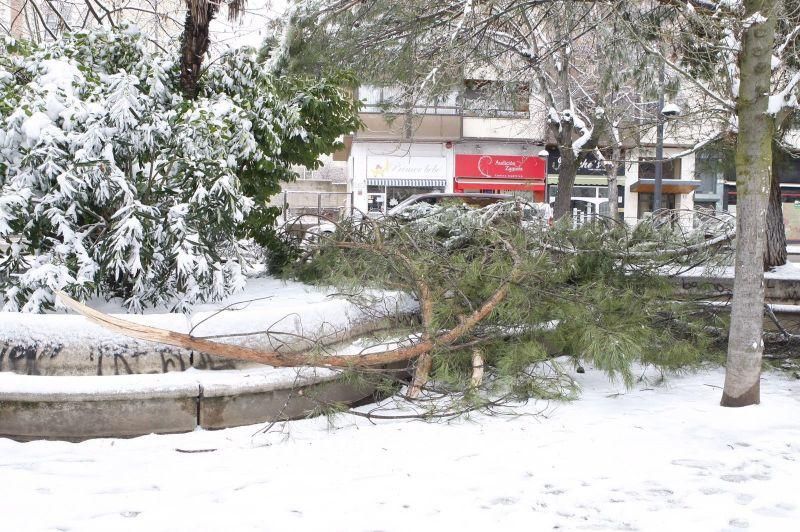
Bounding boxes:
359 85 459 115
637 192 677 217
463 80 529 118
42 1 75 38
359 86 405 113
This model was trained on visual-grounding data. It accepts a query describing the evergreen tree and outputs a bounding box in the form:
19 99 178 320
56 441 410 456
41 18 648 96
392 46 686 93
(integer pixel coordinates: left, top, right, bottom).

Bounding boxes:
0 27 360 312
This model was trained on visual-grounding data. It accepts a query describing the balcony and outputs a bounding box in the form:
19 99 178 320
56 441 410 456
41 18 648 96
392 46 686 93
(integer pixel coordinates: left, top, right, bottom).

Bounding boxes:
352 84 545 142
355 112 462 141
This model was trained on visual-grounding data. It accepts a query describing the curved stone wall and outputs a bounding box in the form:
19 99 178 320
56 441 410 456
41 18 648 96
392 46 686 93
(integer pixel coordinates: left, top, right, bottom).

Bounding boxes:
0 367 376 441
0 311 415 441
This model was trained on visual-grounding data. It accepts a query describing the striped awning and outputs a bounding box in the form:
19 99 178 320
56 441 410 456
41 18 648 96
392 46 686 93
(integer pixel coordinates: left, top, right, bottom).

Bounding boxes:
367 178 447 188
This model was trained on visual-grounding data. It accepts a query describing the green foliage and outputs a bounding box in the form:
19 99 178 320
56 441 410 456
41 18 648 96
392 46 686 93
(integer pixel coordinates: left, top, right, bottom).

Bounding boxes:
0 27 360 311
292 201 729 408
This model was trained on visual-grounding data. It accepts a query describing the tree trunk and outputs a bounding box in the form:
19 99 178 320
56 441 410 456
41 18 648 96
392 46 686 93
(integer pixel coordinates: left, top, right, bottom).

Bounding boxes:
470 349 484 388
721 0 776 407
606 146 621 221
180 1 218 99
552 43 578 222
553 143 577 221
764 147 787 268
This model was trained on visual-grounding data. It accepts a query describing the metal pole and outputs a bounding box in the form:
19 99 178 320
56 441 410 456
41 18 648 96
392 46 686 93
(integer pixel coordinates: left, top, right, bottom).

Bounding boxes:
654 61 665 212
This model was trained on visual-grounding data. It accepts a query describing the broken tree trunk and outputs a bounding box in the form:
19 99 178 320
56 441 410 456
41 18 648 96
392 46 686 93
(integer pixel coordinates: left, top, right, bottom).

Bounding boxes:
55 238 522 370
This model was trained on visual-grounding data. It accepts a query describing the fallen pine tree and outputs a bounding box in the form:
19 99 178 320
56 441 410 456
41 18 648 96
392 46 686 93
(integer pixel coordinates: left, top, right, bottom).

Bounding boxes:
60 202 735 415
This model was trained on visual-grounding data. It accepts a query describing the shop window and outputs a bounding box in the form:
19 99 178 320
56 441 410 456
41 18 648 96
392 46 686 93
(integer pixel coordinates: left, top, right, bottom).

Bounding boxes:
367 185 444 212
774 148 800 185
573 186 600 198
781 193 800 243
725 185 737 206
637 192 676 218
550 185 617 201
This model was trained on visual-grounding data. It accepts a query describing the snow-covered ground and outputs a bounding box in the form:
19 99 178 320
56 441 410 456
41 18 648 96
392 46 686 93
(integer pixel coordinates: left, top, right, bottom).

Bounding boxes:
2 366 798 531
677 261 800 280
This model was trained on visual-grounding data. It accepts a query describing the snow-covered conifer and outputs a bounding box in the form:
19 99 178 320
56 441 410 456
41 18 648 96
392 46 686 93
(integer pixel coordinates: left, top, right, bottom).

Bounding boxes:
0 28 360 312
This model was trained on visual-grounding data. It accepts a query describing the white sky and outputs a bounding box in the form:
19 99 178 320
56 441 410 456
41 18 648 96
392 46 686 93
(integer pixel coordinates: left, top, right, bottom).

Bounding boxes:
210 0 290 51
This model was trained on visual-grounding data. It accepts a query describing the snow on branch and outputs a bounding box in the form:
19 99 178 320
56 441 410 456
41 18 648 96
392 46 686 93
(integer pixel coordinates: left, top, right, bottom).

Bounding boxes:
570 109 593 157
742 11 766 29
768 71 800 116
450 0 474 43
777 25 800 59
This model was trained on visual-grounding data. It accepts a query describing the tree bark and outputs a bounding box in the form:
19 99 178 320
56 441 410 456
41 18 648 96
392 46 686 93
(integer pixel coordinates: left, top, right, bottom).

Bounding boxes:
721 0 776 407
552 43 577 222
407 275 434 399
764 145 787 268
470 349 485 388
553 142 578 221
180 1 219 99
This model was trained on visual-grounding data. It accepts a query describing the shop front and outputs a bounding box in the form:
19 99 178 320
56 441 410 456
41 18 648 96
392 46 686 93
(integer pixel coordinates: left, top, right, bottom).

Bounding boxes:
627 153 701 220
354 151 450 213
454 154 547 201
546 148 626 217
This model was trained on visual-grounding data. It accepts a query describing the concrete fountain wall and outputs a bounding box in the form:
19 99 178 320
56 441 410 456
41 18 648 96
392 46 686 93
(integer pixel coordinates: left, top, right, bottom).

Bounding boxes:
0 312 409 442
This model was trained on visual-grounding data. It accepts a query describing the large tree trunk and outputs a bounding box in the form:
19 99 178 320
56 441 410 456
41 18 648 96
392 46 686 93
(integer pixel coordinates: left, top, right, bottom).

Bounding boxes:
180 1 219 99
552 43 578 222
553 144 578 221
721 0 776 407
764 146 787 268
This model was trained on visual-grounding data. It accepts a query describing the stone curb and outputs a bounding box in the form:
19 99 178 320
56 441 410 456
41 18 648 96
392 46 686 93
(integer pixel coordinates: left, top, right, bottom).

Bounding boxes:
0 367 370 441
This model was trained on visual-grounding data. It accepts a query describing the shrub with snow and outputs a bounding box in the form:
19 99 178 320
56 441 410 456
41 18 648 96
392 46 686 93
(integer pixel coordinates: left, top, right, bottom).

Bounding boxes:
0 28 359 312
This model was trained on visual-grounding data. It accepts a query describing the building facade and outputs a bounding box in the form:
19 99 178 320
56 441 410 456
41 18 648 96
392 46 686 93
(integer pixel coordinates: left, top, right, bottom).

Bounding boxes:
345 85 704 222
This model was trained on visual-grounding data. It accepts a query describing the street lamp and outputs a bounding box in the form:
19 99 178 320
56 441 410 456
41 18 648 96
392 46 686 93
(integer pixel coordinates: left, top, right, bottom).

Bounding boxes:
654 63 666 212
654 62 681 213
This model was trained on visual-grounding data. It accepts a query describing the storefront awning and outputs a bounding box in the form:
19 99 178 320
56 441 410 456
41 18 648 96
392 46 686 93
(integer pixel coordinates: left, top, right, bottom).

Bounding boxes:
455 178 545 191
630 179 702 194
546 176 609 185
367 178 447 188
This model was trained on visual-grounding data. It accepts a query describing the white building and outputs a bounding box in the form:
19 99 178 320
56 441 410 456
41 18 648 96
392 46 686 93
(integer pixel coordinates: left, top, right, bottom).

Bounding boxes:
344 83 706 222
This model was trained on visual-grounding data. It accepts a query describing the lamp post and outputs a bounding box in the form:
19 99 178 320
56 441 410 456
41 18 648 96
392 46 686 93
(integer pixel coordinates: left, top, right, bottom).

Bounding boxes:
654 61 665 212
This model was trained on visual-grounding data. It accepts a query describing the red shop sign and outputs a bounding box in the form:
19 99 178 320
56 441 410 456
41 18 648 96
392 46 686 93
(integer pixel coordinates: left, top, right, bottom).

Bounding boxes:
455 154 546 180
